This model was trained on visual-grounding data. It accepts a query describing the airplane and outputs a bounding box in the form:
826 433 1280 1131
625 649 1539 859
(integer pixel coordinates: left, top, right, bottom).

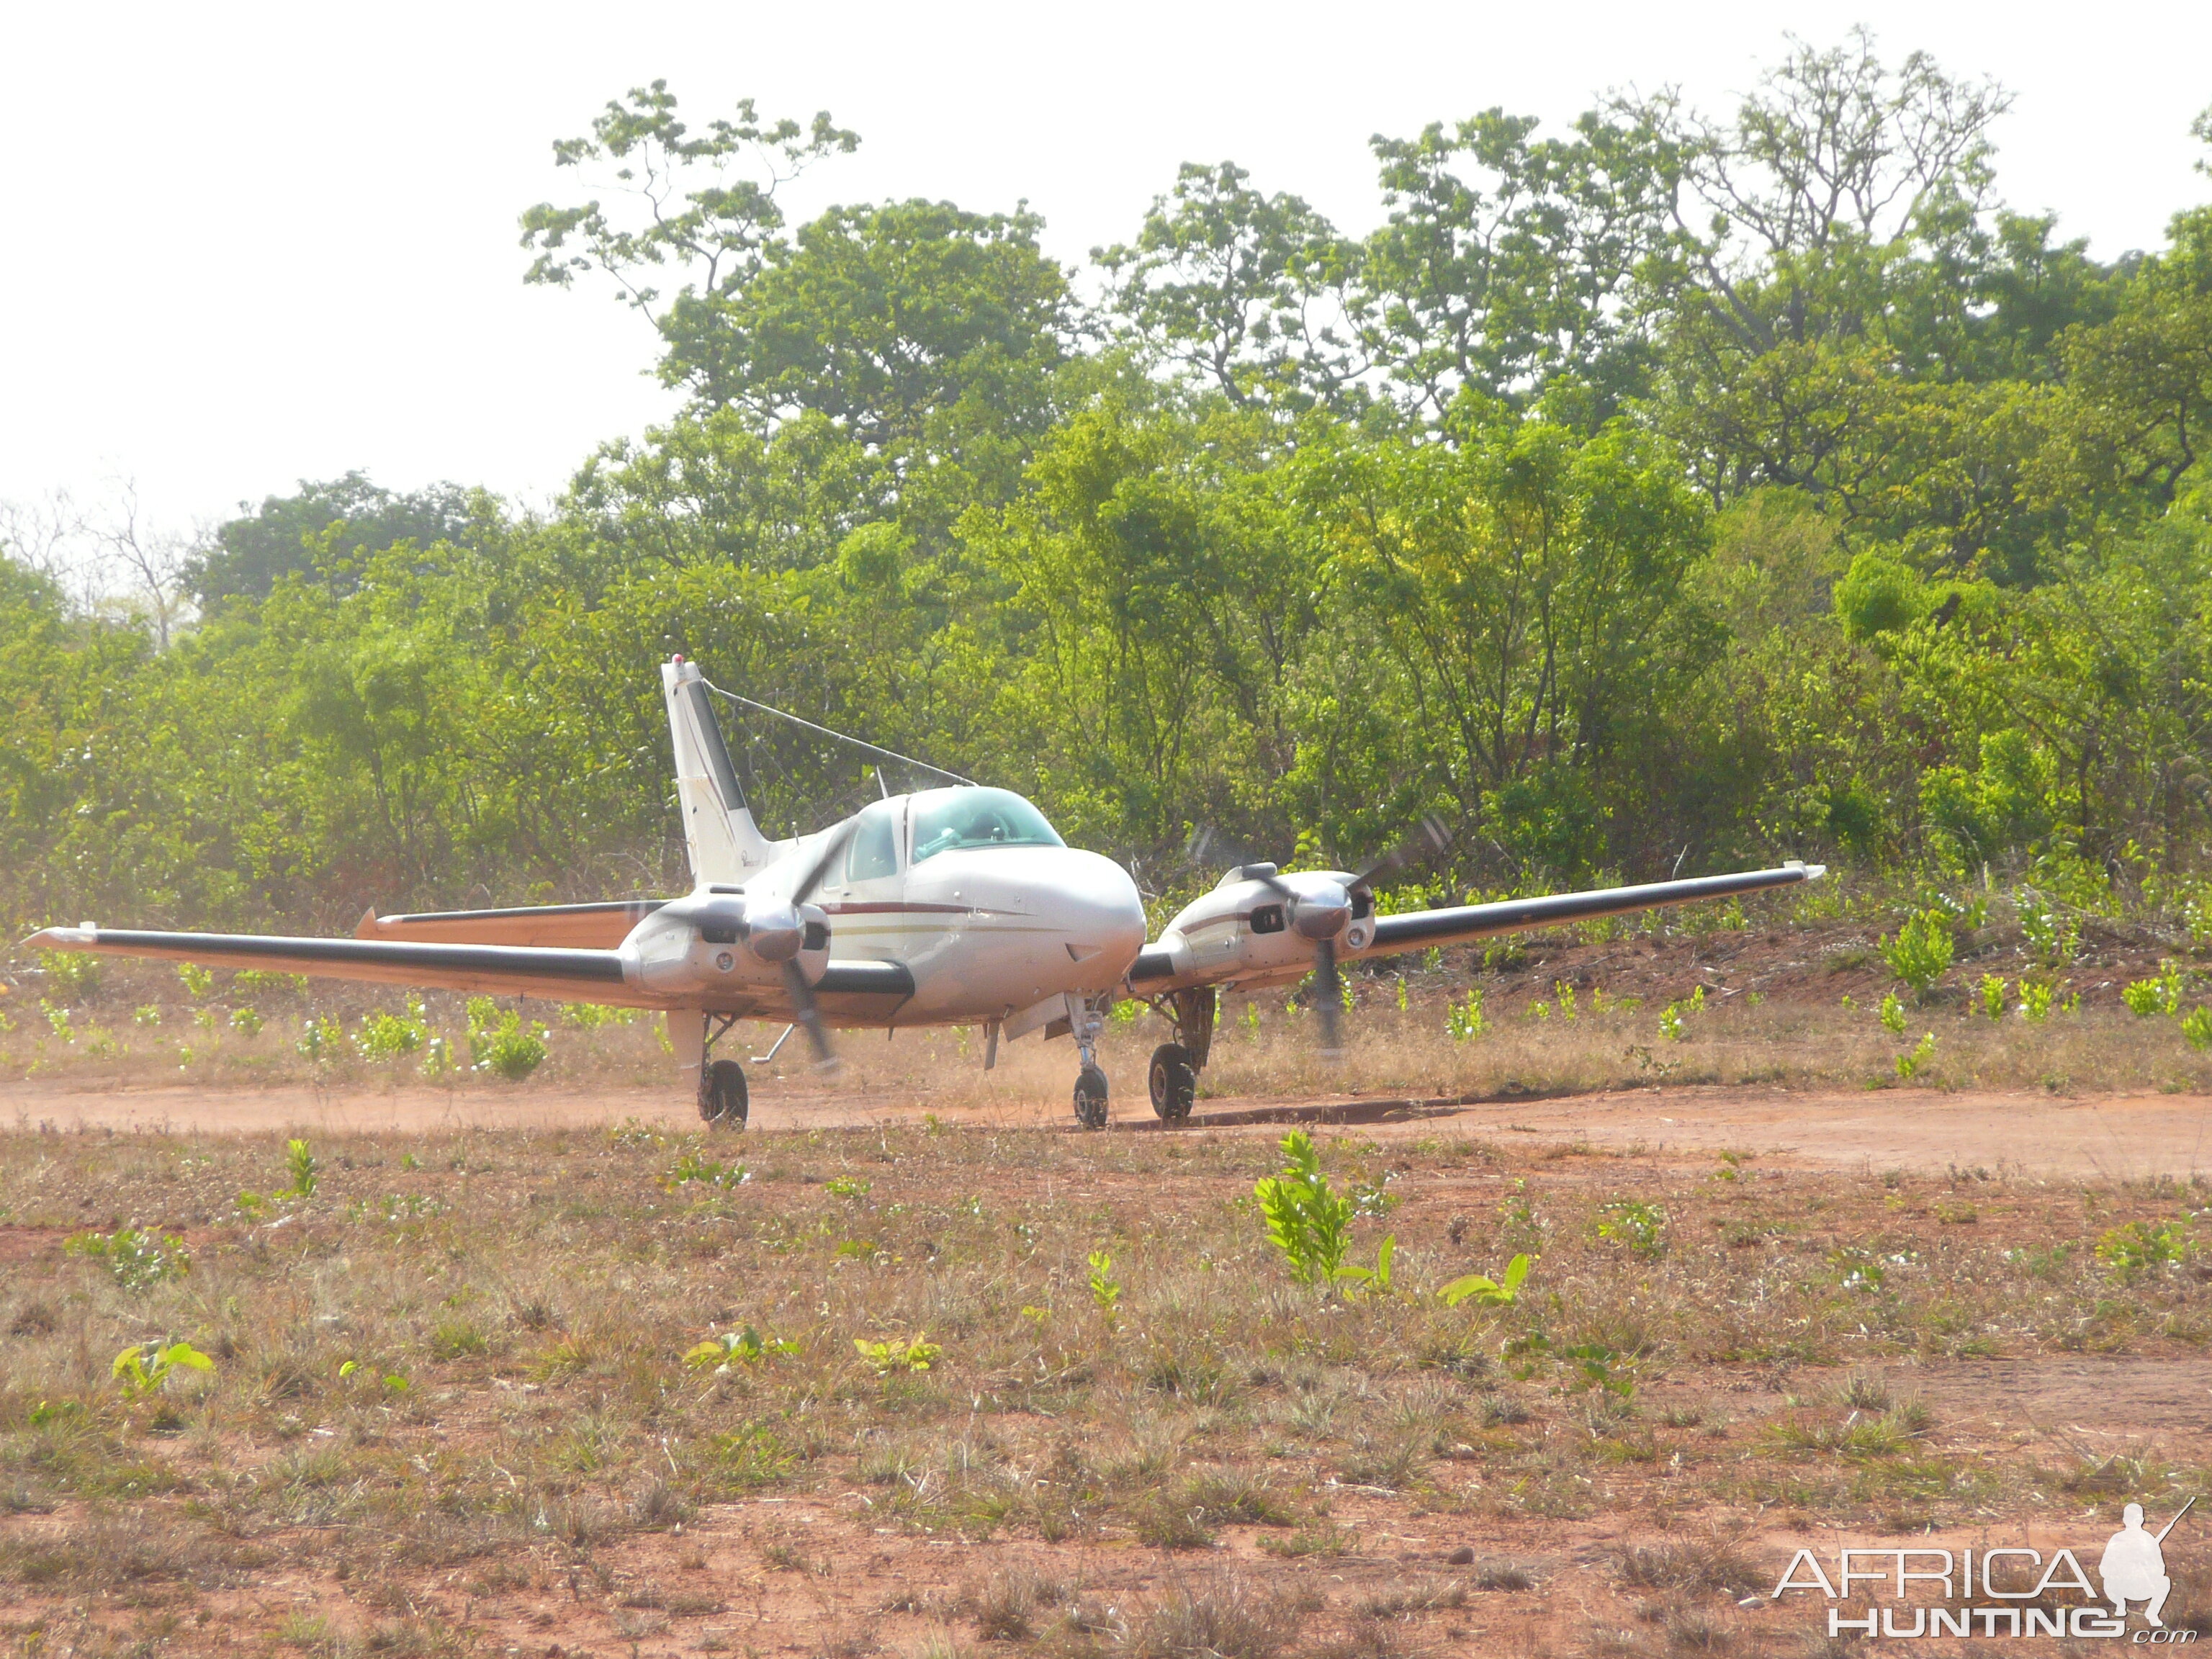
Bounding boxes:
24 658 1826 1129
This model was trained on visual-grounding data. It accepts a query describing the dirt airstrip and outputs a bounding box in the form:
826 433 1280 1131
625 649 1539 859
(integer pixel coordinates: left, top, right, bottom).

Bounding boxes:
10 1075 2212 1179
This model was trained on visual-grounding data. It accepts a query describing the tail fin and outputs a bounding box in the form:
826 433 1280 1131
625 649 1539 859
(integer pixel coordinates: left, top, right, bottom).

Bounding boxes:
662 658 779 884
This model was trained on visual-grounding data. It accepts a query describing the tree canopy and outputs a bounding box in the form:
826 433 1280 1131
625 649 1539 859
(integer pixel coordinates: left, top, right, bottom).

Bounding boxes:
6 37 2212 938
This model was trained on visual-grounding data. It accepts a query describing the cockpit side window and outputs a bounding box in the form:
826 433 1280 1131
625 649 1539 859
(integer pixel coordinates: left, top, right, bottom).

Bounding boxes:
844 801 900 883
909 788 1064 864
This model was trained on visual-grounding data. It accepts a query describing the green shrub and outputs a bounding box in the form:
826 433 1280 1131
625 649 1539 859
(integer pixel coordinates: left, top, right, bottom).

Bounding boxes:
468 1001 547 1079
2097 1220 2190 1280
176 962 214 999
285 1138 318 1197
1254 1130 1354 1285
1881 910 1953 995
1595 1200 1668 1256
1978 974 2007 1019
1879 992 1907 1035
2184 1007 2212 1053
1438 1254 1529 1308
111 1340 213 1398
1894 1032 1936 1080
66 1226 191 1289
1445 989 1486 1041
2020 979 2055 1022
37 950 102 1002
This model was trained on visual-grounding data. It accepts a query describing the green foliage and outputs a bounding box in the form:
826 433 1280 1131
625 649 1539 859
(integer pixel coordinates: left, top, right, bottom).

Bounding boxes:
1087 1250 1122 1320
176 963 213 999
296 1015 342 1060
823 1175 871 1197
35 949 100 1001
282 1138 318 1197
665 1151 749 1191
111 1340 214 1399
1978 974 2008 1020
66 1226 191 1289
560 1002 636 1028
1594 1200 1668 1256
467 1001 548 1080
229 1007 262 1038
2020 979 2056 1022
1438 1253 1530 1308
1658 1002 1687 1042
1446 989 1488 1041
1879 992 1907 1035
356 999 428 1061
2096 1220 2191 1280
1880 910 1954 996
2185 1007 2212 1053
2123 961 2186 1018
685 1326 798 1371
1894 1031 1936 1080
853 1334 940 1375
1254 1131 1355 1285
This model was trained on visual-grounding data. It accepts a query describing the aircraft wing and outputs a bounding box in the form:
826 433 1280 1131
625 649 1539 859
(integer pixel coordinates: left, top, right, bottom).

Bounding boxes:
22 924 917 1022
22 925 665 1008
1127 861 1825 989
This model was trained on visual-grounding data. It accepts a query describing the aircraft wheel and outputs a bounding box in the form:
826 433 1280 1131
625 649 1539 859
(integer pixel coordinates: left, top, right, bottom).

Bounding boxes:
700 1058 749 1129
1071 1065 1110 1130
1148 1043 1196 1123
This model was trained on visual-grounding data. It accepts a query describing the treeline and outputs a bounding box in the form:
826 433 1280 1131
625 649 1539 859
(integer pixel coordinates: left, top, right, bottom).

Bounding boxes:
4 33 2211 935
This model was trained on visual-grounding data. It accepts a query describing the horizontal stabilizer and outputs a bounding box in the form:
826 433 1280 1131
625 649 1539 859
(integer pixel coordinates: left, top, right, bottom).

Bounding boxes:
356 900 664 950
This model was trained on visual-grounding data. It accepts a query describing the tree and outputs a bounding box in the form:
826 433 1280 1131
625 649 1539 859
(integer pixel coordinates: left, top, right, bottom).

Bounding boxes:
188 473 477 607
521 81 858 379
1097 161 1362 410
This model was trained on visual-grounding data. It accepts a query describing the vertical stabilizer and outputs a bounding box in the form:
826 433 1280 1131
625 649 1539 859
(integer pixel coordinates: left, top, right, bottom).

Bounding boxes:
662 659 778 884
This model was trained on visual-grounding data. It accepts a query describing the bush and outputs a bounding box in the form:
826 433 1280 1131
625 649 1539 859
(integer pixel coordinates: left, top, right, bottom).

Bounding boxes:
1254 1131 1354 1285
468 1001 548 1080
35 950 101 1002
2185 1007 2212 1052
1881 910 1953 996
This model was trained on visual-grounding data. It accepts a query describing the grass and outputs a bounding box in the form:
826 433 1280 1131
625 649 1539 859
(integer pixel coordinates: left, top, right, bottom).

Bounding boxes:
3 1118 2212 1652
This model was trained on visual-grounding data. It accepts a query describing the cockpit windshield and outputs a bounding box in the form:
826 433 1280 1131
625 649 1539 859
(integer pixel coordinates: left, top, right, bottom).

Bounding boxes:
910 788 1064 864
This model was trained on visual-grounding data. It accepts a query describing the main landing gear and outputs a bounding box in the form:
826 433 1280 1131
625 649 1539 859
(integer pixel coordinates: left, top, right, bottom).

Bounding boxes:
698 1014 749 1129
1146 988 1215 1125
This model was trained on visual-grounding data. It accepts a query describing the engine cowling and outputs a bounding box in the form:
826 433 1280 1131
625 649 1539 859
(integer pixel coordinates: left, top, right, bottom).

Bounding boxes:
621 889 832 997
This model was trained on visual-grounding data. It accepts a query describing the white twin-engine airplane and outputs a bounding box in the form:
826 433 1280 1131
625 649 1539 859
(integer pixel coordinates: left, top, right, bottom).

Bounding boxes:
27 659 1825 1128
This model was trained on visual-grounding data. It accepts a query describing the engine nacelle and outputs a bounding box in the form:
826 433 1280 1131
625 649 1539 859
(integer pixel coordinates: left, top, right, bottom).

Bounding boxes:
621 889 832 997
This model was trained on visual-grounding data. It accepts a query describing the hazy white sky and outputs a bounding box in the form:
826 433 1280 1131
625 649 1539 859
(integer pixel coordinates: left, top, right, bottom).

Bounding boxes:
2 1 2206 534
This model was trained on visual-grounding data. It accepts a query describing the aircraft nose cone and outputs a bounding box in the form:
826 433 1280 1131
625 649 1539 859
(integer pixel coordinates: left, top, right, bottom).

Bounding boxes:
1293 882 1352 940
1057 851 1148 965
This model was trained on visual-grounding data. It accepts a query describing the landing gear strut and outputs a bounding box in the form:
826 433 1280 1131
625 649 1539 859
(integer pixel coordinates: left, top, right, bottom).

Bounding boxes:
698 1014 749 1129
1148 989 1215 1125
1071 998 1110 1130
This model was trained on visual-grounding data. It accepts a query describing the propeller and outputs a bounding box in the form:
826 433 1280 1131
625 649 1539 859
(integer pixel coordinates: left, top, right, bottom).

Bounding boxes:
778 822 863 1079
1238 814 1455 1059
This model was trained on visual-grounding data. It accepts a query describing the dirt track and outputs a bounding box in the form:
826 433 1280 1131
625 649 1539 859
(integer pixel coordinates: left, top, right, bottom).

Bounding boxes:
9 1076 2212 1176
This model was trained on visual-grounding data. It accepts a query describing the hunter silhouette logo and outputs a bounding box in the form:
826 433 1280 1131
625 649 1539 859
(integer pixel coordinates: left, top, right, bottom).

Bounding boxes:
2103 1500 2194 1629
1772 1499 2199 1641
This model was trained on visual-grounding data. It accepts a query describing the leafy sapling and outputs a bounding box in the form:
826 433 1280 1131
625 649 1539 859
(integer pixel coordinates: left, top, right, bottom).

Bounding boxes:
1087 1250 1122 1322
1439 1254 1532 1308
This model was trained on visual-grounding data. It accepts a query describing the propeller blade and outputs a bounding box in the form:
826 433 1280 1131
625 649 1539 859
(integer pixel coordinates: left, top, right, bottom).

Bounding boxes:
791 818 860 905
1314 937 1343 1057
1352 812 1453 887
781 958 838 1068
773 817 858 1070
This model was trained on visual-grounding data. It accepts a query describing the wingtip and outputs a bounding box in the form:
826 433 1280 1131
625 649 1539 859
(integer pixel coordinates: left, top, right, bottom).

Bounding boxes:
22 926 94 951
355 907 382 940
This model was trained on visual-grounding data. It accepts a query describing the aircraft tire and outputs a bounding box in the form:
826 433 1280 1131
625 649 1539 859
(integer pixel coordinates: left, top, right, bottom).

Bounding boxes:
1072 1065 1110 1130
1148 1043 1196 1122
701 1058 749 1129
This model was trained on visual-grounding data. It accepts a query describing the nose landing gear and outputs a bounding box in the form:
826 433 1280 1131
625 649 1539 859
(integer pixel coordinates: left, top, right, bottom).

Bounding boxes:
1071 998 1110 1129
